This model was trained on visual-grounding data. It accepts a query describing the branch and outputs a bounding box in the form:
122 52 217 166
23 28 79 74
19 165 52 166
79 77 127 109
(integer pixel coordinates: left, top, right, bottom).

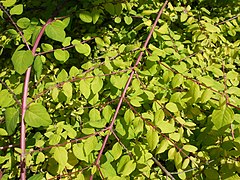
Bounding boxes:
0 3 31 50
152 157 176 180
90 1 169 179
215 14 240 25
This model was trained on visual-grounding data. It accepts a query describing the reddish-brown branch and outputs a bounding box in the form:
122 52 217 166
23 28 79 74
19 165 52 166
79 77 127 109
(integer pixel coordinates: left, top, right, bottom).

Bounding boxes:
0 4 31 50
28 67 133 107
27 127 108 155
90 1 169 179
20 18 54 180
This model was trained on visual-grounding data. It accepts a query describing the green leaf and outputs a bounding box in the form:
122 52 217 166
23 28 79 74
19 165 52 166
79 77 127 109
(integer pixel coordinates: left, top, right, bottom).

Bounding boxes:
95 37 105 46
54 49 69 62
63 124 77 138
45 21 66 42
63 82 72 101
79 11 92 23
11 50 34 74
180 13 188 22
10 4 23 15
130 98 142 107
2 0 16 7
174 152 182 169
0 90 15 107
102 105 113 121
198 76 224 91
142 9 158 16
89 108 101 121
120 160 136 176
33 56 43 80
156 139 169 154
62 37 71 46
110 75 123 89
101 162 117 178
28 173 44 180
80 80 91 99
165 102 178 113
0 128 8 136
72 143 88 162
75 43 91 56
124 16 133 25
5 107 19 135
69 66 79 77
17 17 30 29
25 103 52 127
88 119 106 128
183 145 198 152
169 132 180 141
124 109 135 125
41 43 53 52
212 107 234 129
84 136 98 155
204 168 219 179
158 121 175 133
146 128 159 151
172 74 183 88
158 23 168 34
92 9 100 24
182 159 190 169
49 134 61 145
205 23 220 33
114 17 121 23
56 70 68 83
76 173 85 180
168 147 176 160
111 142 122 160
117 155 130 173
104 3 115 15
53 147 68 166
114 3 122 15
201 89 213 103
91 77 103 94
189 82 200 102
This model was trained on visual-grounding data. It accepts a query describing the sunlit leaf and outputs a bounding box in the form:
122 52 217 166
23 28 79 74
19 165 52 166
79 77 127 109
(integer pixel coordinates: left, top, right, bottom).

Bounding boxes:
25 103 52 127
11 50 34 74
5 107 19 135
45 21 66 42
10 4 23 15
79 11 92 23
146 128 159 151
212 107 234 129
53 147 68 166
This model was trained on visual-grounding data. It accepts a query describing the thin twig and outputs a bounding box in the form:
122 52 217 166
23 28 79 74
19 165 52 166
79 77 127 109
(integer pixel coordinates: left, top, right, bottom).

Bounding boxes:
27 67 133 107
152 157 176 180
27 127 108 155
176 50 203 64
0 79 21 107
0 3 31 50
215 14 240 25
89 1 169 179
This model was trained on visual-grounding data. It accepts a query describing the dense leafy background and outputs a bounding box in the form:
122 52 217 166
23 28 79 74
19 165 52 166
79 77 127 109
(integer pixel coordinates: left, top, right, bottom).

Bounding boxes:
0 0 240 179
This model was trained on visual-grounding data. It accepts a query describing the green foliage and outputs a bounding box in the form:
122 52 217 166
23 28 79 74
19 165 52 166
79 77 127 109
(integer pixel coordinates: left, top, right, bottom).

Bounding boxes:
0 0 240 179
25 103 52 127
11 50 34 74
